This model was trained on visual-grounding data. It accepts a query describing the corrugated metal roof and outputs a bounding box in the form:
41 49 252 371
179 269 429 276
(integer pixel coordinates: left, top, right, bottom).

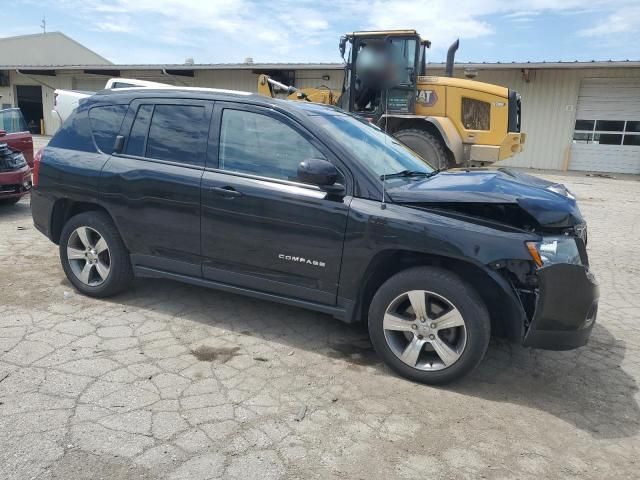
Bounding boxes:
443 60 640 69
3 60 640 71
6 63 344 71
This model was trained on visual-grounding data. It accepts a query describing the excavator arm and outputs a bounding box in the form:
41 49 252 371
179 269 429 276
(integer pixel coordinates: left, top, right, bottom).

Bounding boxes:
257 74 340 105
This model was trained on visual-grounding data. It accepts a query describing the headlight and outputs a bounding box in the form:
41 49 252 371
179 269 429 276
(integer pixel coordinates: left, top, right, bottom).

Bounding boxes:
546 184 575 200
526 236 582 267
4 153 27 169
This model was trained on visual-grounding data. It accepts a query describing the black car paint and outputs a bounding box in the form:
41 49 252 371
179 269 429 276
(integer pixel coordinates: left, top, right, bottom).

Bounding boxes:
31 88 598 351
386 169 585 229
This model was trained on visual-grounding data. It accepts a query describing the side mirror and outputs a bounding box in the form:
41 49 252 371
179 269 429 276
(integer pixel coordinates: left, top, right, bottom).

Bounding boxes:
339 36 347 60
0 129 6 137
297 158 345 196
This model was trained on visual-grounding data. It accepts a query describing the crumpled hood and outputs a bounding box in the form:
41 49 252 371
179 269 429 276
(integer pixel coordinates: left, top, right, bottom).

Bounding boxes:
387 168 584 229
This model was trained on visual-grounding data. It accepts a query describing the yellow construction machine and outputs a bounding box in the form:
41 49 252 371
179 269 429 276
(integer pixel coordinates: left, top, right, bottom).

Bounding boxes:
258 30 525 168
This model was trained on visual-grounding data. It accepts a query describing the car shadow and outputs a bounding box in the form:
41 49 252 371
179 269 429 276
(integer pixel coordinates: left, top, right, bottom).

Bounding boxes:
452 323 639 440
0 197 31 219
113 278 638 441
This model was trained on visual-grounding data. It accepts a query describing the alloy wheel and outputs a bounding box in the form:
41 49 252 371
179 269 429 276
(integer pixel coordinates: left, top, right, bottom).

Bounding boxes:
383 290 467 371
66 226 111 286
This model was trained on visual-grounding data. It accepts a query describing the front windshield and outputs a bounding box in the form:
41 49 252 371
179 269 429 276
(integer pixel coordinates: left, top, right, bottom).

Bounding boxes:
0 109 28 134
313 113 434 178
389 37 417 86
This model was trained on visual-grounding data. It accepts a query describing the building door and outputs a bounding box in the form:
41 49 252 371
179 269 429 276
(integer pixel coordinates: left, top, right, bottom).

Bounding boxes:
570 78 640 174
15 85 44 135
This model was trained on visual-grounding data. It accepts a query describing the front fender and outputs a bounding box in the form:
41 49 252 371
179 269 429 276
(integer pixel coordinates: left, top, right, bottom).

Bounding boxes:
341 198 533 337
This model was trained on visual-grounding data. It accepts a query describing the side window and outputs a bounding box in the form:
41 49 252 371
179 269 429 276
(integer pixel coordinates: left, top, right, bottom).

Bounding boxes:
219 109 325 181
111 82 136 89
88 105 127 154
146 105 207 165
48 109 96 153
125 105 152 157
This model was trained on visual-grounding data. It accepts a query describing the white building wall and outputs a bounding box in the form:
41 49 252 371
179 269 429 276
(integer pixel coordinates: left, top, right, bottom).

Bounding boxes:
1 69 193 135
4 63 639 172
3 70 74 135
194 68 343 93
285 65 640 171
443 67 640 170
194 69 257 92
295 69 344 91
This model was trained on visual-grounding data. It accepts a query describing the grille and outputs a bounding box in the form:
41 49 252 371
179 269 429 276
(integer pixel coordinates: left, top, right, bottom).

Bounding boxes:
461 98 491 131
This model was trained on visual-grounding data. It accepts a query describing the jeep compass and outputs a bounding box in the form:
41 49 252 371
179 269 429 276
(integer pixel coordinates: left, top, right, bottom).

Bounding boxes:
30 88 598 384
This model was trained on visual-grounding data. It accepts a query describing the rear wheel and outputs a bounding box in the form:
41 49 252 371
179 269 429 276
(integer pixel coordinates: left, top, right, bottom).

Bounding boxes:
59 211 133 297
368 266 490 384
394 129 450 170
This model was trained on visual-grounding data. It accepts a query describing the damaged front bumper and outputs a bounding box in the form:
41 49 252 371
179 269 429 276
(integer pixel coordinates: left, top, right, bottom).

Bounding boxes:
523 263 599 350
0 165 32 200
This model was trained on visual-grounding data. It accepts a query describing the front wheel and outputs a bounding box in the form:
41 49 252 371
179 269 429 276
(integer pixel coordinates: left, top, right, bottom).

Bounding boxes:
59 211 133 297
368 266 490 384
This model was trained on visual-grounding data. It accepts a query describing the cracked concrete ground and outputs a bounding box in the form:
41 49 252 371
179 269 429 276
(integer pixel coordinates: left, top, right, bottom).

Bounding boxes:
1 172 639 479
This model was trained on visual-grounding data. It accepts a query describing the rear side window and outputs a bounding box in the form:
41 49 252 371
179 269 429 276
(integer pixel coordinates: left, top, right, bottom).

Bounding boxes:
89 105 127 154
146 105 207 165
48 109 96 153
124 104 207 166
125 105 153 157
111 82 136 89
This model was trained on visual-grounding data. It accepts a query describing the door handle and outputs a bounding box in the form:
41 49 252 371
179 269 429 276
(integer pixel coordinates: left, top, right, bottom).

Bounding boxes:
210 186 242 199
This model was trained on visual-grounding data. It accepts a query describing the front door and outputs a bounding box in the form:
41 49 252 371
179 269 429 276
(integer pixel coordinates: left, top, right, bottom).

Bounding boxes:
201 103 351 305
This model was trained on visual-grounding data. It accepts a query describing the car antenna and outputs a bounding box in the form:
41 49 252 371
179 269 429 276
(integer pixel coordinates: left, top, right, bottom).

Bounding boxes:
381 37 392 211
381 104 388 210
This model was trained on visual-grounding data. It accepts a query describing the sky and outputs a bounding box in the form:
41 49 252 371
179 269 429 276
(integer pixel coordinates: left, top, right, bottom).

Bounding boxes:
4 0 640 65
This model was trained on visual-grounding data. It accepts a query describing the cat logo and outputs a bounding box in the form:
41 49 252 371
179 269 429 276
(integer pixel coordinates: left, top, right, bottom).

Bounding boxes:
417 89 438 107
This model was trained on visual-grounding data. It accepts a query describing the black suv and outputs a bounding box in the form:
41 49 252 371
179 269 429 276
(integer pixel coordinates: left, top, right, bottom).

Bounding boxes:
31 88 598 384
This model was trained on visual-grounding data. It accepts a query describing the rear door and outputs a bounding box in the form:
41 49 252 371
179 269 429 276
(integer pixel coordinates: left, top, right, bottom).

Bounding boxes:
200 102 351 305
100 99 213 276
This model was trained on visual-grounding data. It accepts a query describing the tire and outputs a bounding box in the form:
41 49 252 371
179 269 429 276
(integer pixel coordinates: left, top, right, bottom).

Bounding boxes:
368 266 490 384
0 197 22 206
394 129 451 170
59 211 133 297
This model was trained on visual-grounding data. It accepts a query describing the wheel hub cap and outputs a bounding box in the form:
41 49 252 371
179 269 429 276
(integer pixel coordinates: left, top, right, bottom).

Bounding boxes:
382 290 467 372
67 226 111 287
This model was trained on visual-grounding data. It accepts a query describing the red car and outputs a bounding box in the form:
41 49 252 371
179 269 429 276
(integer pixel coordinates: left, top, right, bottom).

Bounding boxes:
0 108 33 206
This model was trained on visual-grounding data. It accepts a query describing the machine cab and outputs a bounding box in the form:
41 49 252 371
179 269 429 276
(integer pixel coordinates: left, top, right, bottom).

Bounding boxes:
340 30 426 120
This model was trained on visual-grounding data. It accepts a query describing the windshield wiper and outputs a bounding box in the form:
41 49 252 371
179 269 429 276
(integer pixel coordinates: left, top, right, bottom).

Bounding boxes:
380 170 438 180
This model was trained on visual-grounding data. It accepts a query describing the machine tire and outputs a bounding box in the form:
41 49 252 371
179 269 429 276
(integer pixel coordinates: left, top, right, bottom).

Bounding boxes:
394 129 451 170
368 266 491 384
